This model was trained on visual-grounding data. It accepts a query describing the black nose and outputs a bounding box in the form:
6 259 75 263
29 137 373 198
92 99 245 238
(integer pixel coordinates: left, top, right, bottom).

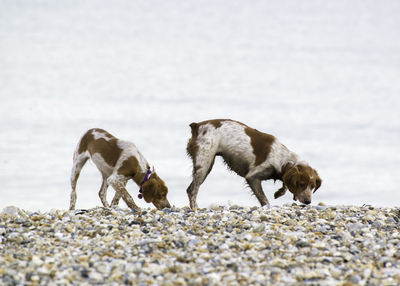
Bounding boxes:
304 199 311 205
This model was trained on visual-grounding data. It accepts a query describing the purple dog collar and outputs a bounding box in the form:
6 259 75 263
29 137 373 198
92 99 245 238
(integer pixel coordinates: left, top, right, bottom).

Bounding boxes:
138 169 152 199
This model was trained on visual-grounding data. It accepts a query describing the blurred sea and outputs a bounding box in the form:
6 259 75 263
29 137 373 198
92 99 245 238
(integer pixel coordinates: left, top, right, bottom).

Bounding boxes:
1 0 399 210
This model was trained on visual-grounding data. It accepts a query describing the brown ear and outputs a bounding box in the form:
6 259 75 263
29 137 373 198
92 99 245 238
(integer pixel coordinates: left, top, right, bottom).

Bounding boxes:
142 180 156 203
313 171 322 193
314 177 322 193
282 167 300 190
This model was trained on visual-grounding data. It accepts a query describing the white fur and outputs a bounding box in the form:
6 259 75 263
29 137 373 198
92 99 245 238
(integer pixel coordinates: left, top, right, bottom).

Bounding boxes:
92 129 113 141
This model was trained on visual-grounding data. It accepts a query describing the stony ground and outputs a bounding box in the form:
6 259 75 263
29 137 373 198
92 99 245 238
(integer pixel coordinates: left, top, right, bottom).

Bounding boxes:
1 204 400 286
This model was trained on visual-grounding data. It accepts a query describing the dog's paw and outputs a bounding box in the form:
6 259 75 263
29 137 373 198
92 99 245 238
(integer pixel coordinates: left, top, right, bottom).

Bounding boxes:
274 187 286 199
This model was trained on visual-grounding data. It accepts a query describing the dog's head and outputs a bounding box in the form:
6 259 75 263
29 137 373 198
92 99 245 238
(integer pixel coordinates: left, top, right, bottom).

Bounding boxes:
282 164 322 205
142 172 171 210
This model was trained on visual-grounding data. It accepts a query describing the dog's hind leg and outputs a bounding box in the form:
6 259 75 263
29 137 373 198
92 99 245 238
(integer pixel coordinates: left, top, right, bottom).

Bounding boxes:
187 155 216 210
186 124 219 209
186 181 200 210
246 178 270 207
69 152 89 210
98 175 110 208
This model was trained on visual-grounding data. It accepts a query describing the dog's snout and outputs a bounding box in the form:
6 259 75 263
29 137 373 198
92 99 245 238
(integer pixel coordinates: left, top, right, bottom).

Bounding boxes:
164 200 172 209
155 199 171 210
303 199 311 205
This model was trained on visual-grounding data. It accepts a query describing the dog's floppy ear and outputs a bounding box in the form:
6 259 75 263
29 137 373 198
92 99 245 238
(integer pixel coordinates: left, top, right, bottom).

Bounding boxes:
142 173 165 203
313 171 322 193
282 166 300 191
142 177 156 203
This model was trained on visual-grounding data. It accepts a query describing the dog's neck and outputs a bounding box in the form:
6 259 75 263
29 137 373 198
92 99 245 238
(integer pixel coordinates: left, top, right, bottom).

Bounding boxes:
281 162 294 175
280 159 309 177
132 165 152 186
141 169 152 185
277 144 309 178
138 169 152 199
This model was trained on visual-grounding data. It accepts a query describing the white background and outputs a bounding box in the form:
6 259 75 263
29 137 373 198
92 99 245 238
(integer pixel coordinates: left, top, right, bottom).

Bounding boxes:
1 0 399 211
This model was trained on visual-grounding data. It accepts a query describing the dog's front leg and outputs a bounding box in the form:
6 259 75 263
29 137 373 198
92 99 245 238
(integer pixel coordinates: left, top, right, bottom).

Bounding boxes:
112 185 139 210
110 192 121 207
108 176 140 210
246 178 270 207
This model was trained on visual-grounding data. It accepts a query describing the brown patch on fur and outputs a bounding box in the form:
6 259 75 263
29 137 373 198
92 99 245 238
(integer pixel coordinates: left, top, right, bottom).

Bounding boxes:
86 129 122 167
142 173 171 209
117 156 142 184
78 131 94 154
245 127 275 166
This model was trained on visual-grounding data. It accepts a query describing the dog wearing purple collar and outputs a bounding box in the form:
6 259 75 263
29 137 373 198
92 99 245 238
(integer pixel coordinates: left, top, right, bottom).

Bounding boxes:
69 128 171 210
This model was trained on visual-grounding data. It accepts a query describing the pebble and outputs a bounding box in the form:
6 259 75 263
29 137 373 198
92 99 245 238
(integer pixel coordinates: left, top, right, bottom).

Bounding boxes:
1 204 400 285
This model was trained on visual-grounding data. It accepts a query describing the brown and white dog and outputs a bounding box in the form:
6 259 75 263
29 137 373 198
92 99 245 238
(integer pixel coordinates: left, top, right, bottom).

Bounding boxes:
69 128 171 210
186 119 322 209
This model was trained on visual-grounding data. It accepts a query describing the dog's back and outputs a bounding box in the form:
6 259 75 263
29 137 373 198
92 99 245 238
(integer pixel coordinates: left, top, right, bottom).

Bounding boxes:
187 119 264 177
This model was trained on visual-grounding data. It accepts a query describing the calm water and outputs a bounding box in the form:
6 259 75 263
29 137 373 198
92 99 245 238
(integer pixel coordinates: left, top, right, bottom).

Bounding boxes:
1 0 399 211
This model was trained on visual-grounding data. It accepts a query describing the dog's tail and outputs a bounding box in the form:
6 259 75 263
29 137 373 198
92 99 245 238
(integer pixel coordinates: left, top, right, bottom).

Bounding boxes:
189 122 199 137
187 123 199 159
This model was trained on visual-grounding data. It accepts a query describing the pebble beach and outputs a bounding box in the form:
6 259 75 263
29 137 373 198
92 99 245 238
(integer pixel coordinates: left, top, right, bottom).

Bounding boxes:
1 204 400 286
